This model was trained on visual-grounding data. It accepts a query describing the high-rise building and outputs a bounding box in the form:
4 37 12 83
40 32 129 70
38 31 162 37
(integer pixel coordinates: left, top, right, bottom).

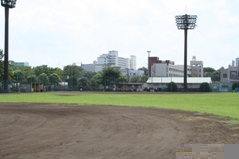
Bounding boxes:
82 50 137 72
130 55 136 70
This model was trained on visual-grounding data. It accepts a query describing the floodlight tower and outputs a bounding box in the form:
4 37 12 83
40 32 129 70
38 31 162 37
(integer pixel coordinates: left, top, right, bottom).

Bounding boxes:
175 14 197 91
1 0 17 92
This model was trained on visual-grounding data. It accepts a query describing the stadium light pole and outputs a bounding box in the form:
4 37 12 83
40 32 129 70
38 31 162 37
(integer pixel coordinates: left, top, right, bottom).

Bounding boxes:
175 14 197 91
1 0 17 92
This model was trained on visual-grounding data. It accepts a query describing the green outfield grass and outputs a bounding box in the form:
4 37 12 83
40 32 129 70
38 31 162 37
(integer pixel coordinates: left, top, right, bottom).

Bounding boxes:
0 92 238 121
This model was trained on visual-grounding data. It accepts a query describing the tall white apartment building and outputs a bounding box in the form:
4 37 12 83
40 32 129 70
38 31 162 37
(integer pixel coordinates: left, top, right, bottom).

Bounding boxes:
130 55 136 70
97 50 136 70
82 50 137 72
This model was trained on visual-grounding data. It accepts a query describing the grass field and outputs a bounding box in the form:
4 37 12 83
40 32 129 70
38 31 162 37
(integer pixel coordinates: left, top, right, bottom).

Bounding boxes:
0 92 238 121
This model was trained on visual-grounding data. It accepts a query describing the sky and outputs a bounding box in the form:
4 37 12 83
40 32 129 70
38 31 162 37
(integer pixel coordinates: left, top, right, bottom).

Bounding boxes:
0 0 239 70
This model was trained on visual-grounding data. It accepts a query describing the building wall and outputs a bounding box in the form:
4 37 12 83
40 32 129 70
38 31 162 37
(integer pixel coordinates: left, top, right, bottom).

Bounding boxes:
148 57 159 77
12 62 29 67
220 66 239 84
190 57 203 77
236 58 239 66
95 50 136 72
97 54 108 65
130 55 136 70
121 69 144 79
81 64 95 72
151 63 186 77
118 57 127 69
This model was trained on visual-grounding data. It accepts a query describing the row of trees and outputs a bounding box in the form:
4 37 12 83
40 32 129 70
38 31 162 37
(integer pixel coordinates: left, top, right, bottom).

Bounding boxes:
203 67 220 82
0 55 148 91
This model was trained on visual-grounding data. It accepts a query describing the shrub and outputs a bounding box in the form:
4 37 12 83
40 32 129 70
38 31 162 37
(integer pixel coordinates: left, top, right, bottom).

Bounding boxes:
232 82 239 91
167 82 178 92
200 82 211 92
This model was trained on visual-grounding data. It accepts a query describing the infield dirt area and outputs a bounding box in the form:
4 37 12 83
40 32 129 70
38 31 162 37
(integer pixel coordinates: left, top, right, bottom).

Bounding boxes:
0 103 239 159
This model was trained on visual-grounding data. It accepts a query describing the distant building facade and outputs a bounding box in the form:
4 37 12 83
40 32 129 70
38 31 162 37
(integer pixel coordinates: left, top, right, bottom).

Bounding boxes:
236 57 239 66
190 56 203 77
121 68 144 79
11 62 30 67
148 55 203 78
220 65 239 84
82 50 137 72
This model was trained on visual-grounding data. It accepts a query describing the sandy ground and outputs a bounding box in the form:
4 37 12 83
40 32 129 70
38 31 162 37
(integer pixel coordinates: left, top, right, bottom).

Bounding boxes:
0 103 239 159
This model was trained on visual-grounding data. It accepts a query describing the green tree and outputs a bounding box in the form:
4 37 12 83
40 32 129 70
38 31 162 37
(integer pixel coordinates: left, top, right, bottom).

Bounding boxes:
116 74 128 83
67 76 77 89
13 70 24 83
167 82 178 92
89 73 103 90
81 69 96 80
138 67 148 76
203 67 215 74
232 82 239 91
49 67 64 80
49 73 61 85
211 71 220 82
200 82 211 92
102 67 121 90
63 65 80 80
130 76 141 83
27 75 37 83
38 73 49 85
78 77 88 90
33 65 51 77
140 75 148 83
0 49 3 61
204 67 220 82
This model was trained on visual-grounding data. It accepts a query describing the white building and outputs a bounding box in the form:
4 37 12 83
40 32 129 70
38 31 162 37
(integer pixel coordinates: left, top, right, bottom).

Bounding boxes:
121 68 144 79
146 77 212 89
130 55 136 70
220 65 239 84
190 56 203 77
82 50 137 72
97 50 136 70
151 61 191 77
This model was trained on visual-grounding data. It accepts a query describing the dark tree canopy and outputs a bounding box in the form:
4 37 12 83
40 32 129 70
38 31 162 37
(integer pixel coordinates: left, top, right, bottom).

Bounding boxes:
232 82 239 91
167 82 178 92
200 82 211 92
138 67 148 76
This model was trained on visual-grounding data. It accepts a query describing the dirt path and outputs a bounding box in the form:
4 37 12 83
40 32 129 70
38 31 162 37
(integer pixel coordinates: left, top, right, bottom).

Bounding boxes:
0 103 239 159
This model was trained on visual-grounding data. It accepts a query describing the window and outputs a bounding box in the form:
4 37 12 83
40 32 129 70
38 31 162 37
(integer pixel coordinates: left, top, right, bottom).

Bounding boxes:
223 74 227 78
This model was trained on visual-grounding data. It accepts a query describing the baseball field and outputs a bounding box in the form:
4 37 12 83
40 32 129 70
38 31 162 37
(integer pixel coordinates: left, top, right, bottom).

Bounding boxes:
0 92 239 158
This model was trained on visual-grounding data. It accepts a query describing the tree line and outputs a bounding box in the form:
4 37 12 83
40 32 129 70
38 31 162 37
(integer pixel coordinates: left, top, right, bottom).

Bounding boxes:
0 55 148 91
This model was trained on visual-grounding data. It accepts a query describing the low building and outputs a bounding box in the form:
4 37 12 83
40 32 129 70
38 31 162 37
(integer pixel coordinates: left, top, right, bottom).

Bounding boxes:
220 66 239 84
116 83 143 92
148 55 203 78
11 62 30 67
146 77 212 90
151 63 191 77
121 68 144 79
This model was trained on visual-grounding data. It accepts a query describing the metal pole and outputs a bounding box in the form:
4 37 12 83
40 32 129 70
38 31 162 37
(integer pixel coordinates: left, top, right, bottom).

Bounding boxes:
184 28 188 91
3 7 9 92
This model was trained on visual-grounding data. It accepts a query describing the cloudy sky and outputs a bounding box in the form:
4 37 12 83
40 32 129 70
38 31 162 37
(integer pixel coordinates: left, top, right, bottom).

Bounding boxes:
0 0 239 69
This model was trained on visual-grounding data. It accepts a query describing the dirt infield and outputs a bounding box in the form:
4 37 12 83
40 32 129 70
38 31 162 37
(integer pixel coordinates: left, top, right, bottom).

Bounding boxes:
0 103 239 159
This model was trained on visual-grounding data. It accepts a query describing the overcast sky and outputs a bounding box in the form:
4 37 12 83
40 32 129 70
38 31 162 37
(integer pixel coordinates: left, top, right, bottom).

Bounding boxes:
0 0 239 70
